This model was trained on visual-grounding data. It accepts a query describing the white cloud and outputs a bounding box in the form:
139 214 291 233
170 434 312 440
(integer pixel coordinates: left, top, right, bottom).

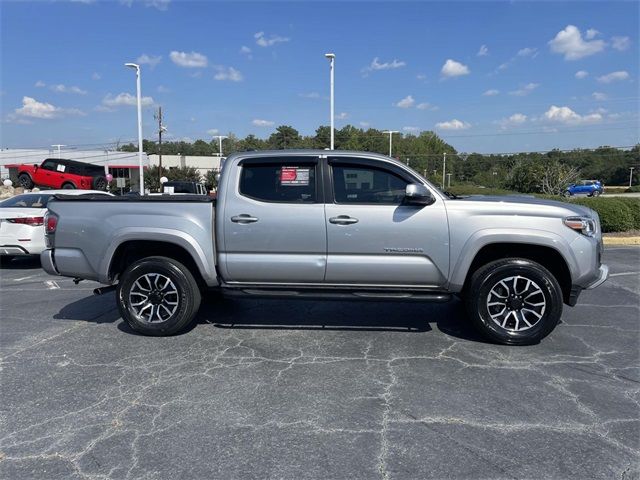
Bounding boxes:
403 126 420 133
597 70 630 83
207 129 219 135
169 51 208 68
435 119 470 130
298 92 320 99
575 70 589 79
240 45 252 59
517 47 538 57
35 80 46 88
102 92 154 108
394 95 415 108
157 85 170 93
497 113 527 129
483 89 500 96
611 36 630 51
137 54 162 68
416 102 433 110
359 121 370 128
544 105 603 125
416 73 427 81
213 66 243 82
50 84 87 95
254 31 290 47
592 92 608 101
120 0 170 10
509 82 539 96
335 112 348 120
91 72 101 80
477 45 489 57
441 59 470 78
586 28 600 40
363 57 406 74
15 96 59 119
13 96 84 119
252 119 274 127
548 25 606 60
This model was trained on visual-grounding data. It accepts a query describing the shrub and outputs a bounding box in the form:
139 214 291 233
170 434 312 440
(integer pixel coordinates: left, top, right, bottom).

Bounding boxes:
626 185 640 193
569 197 640 232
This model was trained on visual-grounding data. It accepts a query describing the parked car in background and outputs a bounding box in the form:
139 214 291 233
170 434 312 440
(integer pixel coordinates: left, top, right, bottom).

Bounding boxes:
16 158 108 191
161 181 208 195
564 180 603 197
41 150 608 345
0 190 112 259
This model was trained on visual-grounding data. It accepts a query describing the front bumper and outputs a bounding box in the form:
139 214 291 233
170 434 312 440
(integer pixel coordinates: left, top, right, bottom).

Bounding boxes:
586 264 609 290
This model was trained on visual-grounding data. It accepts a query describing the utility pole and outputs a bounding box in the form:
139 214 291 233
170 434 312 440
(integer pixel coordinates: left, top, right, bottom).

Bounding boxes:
154 106 166 190
51 144 66 158
212 135 228 157
442 152 447 189
325 53 335 150
447 172 452 188
383 130 398 156
630 167 635 187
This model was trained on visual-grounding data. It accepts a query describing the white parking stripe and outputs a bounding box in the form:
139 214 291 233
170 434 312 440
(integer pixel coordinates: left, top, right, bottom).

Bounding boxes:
609 272 640 277
45 280 60 289
14 275 37 282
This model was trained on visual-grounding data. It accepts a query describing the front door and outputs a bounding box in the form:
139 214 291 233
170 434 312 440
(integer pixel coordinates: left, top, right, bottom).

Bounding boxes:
221 156 327 283
324 157 449 287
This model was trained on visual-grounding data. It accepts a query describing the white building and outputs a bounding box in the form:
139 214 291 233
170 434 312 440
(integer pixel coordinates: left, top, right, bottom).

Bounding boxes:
147 154 223 178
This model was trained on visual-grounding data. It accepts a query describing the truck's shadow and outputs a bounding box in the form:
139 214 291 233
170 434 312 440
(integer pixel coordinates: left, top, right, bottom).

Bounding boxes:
53 292 484 342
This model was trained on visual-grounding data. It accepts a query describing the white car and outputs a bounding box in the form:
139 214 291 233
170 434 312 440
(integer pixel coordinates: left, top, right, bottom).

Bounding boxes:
0 190 112 258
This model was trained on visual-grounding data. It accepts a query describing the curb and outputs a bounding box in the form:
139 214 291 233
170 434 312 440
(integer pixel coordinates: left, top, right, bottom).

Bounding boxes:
603 236 640 246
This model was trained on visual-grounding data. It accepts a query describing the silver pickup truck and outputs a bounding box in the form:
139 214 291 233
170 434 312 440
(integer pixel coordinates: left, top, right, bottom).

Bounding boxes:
41 150 608 345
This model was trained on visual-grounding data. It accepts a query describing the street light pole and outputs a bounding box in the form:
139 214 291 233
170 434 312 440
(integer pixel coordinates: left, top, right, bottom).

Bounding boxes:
382 130 398 157
212 135 228 157
442 152 447 190
125 62 144 193
630 167 635 188
51 144 66 158
325 53 335 150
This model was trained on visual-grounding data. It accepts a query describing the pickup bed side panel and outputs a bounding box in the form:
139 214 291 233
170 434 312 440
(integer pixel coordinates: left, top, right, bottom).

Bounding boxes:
47 200 218 286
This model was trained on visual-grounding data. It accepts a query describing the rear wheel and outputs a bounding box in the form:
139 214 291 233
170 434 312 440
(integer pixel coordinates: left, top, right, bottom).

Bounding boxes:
92 176 107 190
18 173 34 189
465 258 563 345
116 256 201 336
62 182 76 189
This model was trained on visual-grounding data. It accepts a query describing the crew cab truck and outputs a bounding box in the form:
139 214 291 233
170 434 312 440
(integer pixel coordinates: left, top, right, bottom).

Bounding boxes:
40 150 608 345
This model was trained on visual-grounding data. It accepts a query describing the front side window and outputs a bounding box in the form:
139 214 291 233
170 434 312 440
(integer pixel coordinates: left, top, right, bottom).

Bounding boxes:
41 160 57 171
332 164 407 204
240 162 316 203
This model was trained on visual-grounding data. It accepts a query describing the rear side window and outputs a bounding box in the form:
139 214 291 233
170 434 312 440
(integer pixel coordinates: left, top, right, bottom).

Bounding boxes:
240 162 316 203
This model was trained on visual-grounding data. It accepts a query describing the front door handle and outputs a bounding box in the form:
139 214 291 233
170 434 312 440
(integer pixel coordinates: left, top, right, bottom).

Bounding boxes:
231 214 259 224
329 215 359 225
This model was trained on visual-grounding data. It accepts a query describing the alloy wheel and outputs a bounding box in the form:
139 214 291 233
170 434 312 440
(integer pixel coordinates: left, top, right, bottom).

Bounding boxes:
486 275 546 332
129 273 180 323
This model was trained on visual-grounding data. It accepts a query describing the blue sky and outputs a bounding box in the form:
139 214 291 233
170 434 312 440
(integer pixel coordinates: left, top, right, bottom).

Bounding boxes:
1 0 638 153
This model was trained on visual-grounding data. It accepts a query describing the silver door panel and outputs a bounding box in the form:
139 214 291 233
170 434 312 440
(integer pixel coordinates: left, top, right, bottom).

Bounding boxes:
326 254 444 285
221 253 326 282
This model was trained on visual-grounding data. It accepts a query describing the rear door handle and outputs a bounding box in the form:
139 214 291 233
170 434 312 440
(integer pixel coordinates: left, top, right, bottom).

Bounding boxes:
231 214 259 224
329 215 359 225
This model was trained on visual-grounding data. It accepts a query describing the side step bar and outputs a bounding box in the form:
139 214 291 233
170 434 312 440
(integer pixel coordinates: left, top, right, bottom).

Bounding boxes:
223 287 451 302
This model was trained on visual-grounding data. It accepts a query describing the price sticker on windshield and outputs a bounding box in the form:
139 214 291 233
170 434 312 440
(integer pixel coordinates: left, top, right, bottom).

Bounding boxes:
280 167 310 186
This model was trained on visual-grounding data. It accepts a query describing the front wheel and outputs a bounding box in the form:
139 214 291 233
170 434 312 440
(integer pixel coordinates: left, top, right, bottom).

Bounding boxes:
592 190 601 197
464 258 563 345
562 190 572 198
117 256 201 336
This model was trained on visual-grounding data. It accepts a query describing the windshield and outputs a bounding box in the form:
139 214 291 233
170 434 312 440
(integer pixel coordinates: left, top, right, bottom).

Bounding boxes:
0 194 52 208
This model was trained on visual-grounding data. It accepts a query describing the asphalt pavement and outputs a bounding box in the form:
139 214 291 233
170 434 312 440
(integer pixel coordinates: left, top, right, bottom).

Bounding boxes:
1 248 639 480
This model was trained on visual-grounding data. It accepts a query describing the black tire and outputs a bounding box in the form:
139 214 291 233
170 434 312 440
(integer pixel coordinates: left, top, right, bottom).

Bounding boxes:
562 190 571 198
592 190 601 197
18 173 34 189
62 182 76 189
92 176 107 190
464 258 563 346
117 256 201 336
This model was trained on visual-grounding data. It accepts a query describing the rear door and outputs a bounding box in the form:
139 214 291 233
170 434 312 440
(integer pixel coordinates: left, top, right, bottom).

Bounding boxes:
324 157 449 287
221 156 327 283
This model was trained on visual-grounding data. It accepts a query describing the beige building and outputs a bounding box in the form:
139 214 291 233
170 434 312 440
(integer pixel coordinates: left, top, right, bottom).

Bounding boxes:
147 155 223 179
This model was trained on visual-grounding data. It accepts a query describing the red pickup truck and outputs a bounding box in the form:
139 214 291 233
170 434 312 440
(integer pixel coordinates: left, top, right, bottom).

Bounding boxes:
17 158 108 190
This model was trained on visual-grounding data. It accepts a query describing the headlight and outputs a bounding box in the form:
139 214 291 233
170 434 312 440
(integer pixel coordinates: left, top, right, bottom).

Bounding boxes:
564 216 596 237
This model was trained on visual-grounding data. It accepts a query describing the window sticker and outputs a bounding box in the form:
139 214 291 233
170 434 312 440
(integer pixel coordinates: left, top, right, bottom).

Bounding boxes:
280 166 310 186
56 164 66 172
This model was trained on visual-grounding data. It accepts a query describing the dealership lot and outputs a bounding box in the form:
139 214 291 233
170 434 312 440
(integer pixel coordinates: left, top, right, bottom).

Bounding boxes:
1 248 638 479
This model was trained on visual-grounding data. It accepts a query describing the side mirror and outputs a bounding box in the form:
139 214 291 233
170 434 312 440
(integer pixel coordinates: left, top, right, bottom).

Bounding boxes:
33 164 39 169
404 183 434 205
214 173 221 182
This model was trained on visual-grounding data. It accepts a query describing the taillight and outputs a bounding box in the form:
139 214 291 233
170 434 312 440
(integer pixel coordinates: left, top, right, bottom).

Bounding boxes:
7 217 44 226
45 212 58 234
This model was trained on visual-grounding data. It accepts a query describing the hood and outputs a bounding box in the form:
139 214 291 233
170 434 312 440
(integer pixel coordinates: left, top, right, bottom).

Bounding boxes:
453 194 594 218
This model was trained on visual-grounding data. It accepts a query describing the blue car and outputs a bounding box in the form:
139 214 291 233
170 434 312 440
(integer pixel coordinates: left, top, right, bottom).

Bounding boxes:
564 180 603 197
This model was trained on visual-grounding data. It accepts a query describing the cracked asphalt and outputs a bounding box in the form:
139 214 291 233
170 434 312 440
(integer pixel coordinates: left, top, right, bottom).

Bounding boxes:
1 247 639 480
